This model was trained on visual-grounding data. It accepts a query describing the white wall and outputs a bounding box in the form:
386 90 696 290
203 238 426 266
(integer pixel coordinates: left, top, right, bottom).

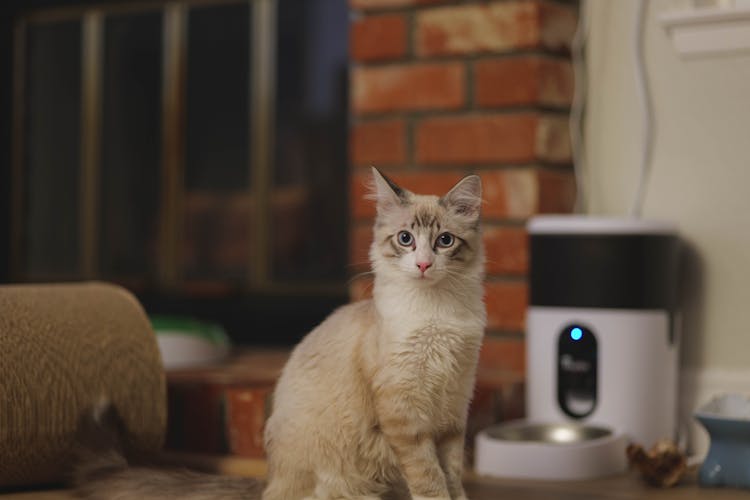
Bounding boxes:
584 0 750 452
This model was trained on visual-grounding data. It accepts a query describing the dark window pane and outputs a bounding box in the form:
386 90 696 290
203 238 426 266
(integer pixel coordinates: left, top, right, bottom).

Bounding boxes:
183 192 252 284
99 12 162 282
185 3 250 191
25 21 82 279
272 0 349 283
183 3 251 283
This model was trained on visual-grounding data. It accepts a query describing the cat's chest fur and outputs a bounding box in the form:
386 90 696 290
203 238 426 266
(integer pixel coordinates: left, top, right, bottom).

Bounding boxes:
387 314 482 377
371 285 485 431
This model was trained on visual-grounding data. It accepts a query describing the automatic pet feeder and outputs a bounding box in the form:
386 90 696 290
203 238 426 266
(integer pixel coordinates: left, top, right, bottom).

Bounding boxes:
476 215 682 480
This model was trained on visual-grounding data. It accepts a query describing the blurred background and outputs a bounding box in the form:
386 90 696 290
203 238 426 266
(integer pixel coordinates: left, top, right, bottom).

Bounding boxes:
583 0 750 451
1 0 750 456
0 0 351 346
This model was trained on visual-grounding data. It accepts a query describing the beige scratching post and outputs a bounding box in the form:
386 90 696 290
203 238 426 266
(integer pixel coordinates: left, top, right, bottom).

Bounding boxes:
0 283 166 487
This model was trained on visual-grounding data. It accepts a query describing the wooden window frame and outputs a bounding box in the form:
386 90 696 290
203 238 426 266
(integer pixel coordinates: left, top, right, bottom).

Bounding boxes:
11 0 344 295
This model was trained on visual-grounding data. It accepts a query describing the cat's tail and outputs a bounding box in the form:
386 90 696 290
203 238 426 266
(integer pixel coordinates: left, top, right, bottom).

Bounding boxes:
72 401 264 500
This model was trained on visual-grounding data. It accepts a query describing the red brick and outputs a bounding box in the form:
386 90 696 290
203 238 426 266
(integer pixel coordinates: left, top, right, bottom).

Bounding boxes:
538 1 579 52
480 170 537 220
476 58 539 108
350 171 375 220
475 57 573 108
350 223 373 271
535 115 571 164
351 119 407 166
483 226 528 275
415 113 570 165
416 114 538 165
383 171 465 197
538 168 576 213
351 14 408 62
481 168 575 219
225 387 272 458
352 63 465 115
485 280 527 331
350 169 465 220
415 1 577 57
352 167 574 221
538 59 575 106
478 336 526 375
415 114 538 165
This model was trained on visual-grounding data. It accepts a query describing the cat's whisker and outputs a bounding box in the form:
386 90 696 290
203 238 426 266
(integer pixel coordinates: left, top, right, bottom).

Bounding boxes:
347 271 375 285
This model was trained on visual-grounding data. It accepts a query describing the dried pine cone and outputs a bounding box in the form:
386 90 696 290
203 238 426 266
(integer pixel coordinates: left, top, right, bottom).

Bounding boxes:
627 439 688 487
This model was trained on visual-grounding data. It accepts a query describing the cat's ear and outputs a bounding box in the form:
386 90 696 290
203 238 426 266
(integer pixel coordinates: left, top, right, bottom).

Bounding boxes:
369 167 407 214
442 175 482 220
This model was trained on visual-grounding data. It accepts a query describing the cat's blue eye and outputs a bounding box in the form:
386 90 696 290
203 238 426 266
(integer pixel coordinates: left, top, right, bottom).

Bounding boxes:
397 231 414 247
436 233 455 248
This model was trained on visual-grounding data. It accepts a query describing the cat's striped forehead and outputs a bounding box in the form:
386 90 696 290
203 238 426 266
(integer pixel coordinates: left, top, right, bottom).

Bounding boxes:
375 194 442 228
375 193 478 232
409 204 442 231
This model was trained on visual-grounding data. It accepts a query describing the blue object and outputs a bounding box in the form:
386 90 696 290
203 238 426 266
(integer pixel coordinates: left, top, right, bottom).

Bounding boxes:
694 394 750 490
570 327 583 341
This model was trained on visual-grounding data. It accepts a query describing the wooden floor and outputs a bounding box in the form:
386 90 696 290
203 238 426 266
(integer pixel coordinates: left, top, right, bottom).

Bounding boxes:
3 471 749 500
1 455 745 500
463 470 749 499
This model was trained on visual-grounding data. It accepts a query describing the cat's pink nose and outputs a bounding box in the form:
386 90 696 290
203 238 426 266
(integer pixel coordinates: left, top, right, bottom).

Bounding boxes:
417 262 432 273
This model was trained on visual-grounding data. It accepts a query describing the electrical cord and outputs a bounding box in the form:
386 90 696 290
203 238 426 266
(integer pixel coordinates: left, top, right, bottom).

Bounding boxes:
569 0 588 214
630 0 655 217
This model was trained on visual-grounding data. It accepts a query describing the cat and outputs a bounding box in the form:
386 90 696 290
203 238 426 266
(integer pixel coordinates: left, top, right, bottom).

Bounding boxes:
75 167 486 500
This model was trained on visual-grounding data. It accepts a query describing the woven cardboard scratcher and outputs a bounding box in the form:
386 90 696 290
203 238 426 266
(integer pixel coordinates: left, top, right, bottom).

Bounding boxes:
0 282 166 487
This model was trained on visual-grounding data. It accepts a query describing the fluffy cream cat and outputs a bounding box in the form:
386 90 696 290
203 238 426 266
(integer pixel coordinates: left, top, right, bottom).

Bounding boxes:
76 168 486 500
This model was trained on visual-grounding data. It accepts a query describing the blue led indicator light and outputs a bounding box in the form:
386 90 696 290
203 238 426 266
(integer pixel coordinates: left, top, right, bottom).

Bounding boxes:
570 327 583 341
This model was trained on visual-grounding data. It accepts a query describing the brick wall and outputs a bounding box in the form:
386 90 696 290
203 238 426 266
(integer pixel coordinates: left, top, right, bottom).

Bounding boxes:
349 0 578 427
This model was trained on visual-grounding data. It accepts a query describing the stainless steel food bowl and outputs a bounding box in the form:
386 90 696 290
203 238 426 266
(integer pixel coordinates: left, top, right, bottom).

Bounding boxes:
475 420 627 480
484 422 613 444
